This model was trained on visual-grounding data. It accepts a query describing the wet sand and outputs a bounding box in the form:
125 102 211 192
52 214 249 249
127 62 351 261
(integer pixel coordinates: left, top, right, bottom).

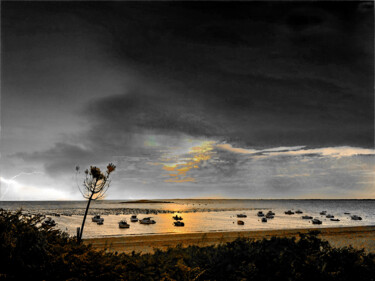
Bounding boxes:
84 225 375 254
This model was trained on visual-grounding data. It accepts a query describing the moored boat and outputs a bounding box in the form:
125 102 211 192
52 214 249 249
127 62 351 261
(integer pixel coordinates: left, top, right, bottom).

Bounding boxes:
237 214 247 218
92 215 104 223
312 218 322 225
351 215 362 221
326 214 334 218
261 217 267 223
237 220 244 225
173 215 183 220
119 220 130 228
42 217 56 227
139 217 156 224
295 210 303 214
174 221 185 227
285 210 294 215
330 218 340 222
257 211 264 217
130 215 138 222
302 216 313 220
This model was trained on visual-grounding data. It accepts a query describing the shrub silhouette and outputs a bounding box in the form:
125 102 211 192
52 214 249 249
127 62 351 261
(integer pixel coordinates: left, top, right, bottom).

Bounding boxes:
1 209 374 280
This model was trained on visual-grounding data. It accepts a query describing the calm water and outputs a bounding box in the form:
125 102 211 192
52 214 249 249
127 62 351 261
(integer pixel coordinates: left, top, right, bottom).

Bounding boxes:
1 199 374 238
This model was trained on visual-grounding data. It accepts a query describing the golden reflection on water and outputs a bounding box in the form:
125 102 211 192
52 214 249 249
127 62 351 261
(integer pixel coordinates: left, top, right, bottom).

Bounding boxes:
53 200 375 238
55 208 372 239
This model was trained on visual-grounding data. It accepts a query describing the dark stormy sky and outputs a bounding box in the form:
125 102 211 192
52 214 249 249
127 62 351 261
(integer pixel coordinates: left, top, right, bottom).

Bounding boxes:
1 1 374 200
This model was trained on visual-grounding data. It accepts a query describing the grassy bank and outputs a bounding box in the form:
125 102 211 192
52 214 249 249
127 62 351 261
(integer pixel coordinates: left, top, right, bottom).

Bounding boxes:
1 209 374 280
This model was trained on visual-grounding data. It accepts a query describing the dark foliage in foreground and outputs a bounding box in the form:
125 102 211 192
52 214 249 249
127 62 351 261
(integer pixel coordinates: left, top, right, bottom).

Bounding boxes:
1 210 374 280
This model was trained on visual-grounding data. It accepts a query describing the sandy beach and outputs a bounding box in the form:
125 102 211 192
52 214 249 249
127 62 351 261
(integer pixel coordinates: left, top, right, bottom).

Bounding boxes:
84 225 375 254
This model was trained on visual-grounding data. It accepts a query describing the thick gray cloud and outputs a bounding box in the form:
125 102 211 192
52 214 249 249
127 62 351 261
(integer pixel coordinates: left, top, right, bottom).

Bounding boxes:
3 1 373 150
76 1 374 148
14 143 95 176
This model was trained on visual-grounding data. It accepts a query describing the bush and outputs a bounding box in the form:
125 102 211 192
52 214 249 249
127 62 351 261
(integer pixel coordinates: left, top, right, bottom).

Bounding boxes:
0 209 374 280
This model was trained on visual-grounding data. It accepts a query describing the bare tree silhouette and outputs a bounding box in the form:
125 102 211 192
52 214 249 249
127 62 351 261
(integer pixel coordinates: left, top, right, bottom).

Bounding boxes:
75 163 116 242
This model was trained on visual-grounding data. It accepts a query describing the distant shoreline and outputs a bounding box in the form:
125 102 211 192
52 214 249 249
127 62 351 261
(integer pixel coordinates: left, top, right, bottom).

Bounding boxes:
121 200 172 204
1 198 374 202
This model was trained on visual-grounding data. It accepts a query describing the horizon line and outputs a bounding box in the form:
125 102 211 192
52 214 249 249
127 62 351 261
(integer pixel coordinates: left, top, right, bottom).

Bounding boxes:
1 198 375 202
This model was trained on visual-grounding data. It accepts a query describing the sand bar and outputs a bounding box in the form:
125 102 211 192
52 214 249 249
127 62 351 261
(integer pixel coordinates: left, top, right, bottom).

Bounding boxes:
84 225 375 254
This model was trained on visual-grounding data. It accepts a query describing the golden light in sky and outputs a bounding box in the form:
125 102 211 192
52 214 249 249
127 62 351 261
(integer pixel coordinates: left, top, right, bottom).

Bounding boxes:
160 141 216 183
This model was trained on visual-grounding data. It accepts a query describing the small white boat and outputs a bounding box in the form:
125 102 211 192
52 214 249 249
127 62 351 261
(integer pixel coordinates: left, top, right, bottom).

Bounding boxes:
92 215 104 223
139 217 156 224
237 214 247 218
130 215 138 222
43 217 56 227
351 215 362 221
312 218 322 225
174 221 185 227
119 220 130 228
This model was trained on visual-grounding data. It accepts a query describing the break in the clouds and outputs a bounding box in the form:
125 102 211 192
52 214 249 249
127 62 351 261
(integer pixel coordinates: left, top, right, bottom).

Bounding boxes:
0 1 374 200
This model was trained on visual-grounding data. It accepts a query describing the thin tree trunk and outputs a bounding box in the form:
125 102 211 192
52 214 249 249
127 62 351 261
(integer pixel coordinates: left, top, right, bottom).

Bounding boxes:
78 193 93 243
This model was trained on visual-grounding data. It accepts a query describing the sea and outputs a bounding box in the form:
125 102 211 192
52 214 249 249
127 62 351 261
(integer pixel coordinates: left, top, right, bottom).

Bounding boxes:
1 199 374 239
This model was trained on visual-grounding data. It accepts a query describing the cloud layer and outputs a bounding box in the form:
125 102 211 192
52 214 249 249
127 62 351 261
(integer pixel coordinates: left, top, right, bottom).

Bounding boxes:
1 1 374 199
